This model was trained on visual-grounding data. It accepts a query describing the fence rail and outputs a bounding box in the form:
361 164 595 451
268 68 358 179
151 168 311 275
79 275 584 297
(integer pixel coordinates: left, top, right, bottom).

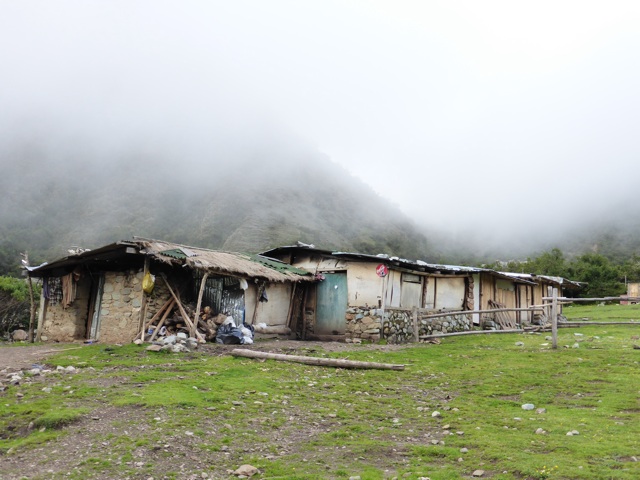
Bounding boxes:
387 292 640 346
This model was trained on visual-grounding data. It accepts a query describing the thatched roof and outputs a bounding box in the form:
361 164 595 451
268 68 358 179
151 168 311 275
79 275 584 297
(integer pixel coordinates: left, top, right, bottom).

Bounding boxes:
137 238 314 283
28 238 314 283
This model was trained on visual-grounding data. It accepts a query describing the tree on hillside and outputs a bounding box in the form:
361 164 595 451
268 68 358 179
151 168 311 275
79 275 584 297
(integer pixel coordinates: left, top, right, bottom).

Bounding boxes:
567 253 624 298
525 248 568 277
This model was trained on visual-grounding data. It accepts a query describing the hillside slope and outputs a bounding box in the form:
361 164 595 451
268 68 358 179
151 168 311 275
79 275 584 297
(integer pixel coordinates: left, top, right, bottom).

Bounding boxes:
0 140 433 273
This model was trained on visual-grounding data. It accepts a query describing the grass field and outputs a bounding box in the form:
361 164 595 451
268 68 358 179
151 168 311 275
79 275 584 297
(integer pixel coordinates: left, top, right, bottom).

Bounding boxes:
1 304 639 479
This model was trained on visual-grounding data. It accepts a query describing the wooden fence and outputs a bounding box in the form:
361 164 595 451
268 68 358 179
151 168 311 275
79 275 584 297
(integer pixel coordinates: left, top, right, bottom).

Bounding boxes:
405 290 640 348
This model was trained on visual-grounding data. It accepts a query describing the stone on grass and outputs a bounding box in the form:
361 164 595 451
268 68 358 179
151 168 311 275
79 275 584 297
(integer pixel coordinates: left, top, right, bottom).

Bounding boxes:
535 428 546 434
515 342 524 346
431 411 441 418
521 403 535 410
233 465 258 477
146 344 163 352
472 470 485 477
535 408 547 414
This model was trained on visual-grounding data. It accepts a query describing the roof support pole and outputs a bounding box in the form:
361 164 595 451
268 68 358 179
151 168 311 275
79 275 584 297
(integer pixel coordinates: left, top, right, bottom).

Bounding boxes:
193 272 210 331
138 257 150 343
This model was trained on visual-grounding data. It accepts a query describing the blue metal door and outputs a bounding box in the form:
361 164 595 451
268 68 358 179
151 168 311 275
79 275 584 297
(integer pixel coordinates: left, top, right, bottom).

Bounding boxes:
316 273 347 335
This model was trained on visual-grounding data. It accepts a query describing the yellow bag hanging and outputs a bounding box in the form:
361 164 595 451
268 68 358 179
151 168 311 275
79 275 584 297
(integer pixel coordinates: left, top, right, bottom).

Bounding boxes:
142 271 155 294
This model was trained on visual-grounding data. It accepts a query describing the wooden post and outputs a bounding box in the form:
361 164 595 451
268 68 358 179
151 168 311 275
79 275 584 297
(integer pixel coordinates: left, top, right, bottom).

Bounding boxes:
138 257 150 342
138 297 175 341
193 272 209 329
551 287 558 349
27 276 36 343
21 252 37 343
161 275 199 339
546 286 553 328
148 299 175 342
286 283 297 330
412 306 419 343
36 293 47 342
301 285 310 340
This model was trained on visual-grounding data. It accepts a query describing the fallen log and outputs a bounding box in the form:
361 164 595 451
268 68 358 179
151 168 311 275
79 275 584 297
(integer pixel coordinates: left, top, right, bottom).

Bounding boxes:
230 348 405 371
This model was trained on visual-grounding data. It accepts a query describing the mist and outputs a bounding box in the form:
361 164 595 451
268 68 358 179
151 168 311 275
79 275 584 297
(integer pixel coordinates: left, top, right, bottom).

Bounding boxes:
2 1 640 261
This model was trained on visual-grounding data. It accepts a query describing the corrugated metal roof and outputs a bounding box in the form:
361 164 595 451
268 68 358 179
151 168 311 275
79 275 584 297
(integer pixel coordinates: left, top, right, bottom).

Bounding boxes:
261 245 562 285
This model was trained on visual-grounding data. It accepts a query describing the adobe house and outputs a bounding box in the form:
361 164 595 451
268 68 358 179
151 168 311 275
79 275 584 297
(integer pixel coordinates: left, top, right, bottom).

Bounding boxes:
261 244 539 342
28 238 314 344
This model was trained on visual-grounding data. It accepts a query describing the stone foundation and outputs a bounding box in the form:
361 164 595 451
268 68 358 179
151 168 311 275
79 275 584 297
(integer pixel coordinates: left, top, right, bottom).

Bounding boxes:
346 306 473 344
345 307 383 342
417 311 472 336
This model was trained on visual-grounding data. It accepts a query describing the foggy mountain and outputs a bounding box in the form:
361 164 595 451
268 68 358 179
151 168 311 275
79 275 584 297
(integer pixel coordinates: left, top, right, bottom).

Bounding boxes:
3 129 640 276
0 135 436 273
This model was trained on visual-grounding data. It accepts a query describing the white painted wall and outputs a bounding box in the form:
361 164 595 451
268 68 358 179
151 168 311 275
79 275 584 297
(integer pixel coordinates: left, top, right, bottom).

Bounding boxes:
346 262 383 306
434 277 466 309
245 282 292 326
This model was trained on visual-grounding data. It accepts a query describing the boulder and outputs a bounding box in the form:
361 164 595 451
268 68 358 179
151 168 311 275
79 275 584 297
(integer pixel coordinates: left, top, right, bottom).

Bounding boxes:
11 329 28 341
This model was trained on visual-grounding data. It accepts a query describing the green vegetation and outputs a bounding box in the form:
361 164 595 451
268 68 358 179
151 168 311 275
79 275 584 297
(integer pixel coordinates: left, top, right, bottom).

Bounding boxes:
0 275 39 337
2 318 640 478
490 248 639 297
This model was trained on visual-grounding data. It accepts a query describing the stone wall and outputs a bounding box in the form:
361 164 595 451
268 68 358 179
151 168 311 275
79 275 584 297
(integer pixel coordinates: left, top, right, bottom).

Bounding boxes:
417 310 472 336
97 270 145 343
346 306 473 344
383 309 414 344
345 307 383 343
96 269 170 343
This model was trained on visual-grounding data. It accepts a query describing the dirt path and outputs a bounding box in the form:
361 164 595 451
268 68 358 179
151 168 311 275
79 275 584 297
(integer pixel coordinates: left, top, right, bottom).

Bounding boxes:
0 343 74 372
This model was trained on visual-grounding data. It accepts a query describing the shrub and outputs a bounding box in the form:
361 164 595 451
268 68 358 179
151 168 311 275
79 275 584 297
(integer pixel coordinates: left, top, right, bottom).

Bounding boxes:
0 276 40 338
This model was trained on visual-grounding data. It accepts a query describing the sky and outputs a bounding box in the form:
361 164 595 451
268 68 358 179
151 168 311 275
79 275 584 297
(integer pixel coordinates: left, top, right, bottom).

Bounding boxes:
2 1 640 246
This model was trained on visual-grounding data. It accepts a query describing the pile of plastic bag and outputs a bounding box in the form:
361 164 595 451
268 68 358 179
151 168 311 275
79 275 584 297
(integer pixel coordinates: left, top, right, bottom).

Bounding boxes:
215 316 254 345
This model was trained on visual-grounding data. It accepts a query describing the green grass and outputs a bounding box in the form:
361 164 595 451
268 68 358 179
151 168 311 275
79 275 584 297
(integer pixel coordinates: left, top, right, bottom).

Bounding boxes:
564 302 640 321
1 317 640 478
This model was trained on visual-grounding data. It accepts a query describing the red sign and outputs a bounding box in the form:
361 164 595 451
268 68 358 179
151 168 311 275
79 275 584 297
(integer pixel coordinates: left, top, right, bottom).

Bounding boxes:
376 264 389 277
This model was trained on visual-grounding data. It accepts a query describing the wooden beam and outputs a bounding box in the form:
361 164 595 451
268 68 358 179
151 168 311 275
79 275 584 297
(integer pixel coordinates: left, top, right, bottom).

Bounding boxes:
230 348 405 371
193 272 210 332
160 274 199 339
148 298 176 343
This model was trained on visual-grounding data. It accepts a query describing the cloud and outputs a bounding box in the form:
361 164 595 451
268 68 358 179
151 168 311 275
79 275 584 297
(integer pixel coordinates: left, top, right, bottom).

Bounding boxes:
1 1 640 253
